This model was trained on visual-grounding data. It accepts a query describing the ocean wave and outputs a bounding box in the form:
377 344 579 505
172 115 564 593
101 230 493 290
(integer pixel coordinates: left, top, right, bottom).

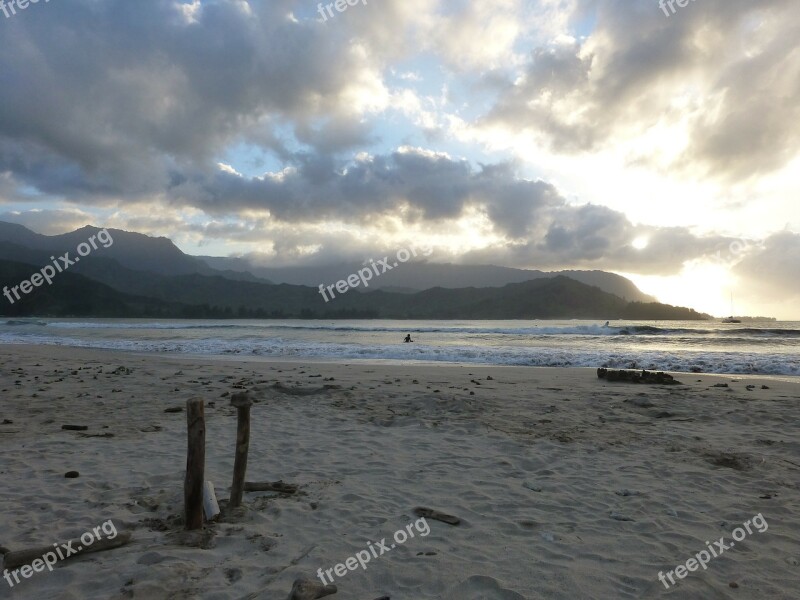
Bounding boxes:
1 332 797 376
39 321 244 330
727 328 800 337
3 319 47 326
6 320 798 337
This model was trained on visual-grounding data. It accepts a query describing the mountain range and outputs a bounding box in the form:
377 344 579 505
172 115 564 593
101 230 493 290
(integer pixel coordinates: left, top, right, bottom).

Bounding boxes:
0 222 710 320
199 257 656 303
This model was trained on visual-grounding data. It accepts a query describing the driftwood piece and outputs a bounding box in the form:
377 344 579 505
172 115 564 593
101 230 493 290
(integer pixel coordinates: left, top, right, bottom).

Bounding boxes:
244 481 298 494
203 481 221 522
271 382 340 396
287 579 337 600
229 392 253 508
413 506 461 526
597 368 682 385
185 398 206 530
3 531 132 570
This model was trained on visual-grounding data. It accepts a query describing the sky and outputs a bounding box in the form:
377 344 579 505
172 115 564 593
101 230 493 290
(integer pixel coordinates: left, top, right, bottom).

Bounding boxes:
0 0 798 318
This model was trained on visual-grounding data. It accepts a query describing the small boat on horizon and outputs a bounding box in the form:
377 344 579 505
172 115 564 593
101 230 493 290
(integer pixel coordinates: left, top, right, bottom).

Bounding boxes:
722 292 741 323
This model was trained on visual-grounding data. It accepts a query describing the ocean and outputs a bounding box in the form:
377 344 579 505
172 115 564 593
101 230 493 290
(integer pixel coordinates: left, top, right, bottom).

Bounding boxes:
2 318 799 377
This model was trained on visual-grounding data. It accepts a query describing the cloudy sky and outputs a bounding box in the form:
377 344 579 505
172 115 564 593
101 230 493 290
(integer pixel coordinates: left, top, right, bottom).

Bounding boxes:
0 0 798 318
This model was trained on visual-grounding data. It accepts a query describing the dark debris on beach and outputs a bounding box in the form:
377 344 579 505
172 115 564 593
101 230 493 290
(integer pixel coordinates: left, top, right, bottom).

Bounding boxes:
596 368 682 385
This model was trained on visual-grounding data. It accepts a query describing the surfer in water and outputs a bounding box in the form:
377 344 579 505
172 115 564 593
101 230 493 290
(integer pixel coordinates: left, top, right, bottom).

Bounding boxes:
404 334 413 343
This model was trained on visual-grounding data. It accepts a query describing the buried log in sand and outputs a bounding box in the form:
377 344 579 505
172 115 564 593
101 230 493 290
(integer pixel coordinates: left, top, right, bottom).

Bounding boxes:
597 368 682 385
244 481 299 494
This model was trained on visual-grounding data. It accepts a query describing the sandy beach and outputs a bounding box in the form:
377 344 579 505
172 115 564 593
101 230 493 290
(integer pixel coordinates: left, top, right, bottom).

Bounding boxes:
1 344 798 599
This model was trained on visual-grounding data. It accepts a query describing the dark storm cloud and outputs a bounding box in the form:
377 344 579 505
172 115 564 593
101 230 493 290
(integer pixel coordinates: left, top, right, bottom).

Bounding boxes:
173 148 476 222
0 0 373 199
166 148 572 234
166 146 739 275
459 205 734 276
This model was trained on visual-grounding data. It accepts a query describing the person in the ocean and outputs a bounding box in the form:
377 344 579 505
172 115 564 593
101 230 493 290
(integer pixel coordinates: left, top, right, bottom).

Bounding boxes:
404 334 413 343
604 321 610 327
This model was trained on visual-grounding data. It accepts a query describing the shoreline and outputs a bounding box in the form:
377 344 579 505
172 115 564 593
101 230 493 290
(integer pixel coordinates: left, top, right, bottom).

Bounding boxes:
2 342 799 382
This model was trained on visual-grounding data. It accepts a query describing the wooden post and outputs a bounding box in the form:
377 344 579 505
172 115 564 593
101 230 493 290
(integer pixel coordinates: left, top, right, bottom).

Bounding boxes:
229 392 253 508
184 397 205 530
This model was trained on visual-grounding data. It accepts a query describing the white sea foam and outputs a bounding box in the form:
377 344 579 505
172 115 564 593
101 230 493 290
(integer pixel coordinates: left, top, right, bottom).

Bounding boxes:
0 322 800 376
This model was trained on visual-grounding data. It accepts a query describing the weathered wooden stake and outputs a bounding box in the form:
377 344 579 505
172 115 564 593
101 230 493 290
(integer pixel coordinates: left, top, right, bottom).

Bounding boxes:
229 392 253 508
184 397 205 530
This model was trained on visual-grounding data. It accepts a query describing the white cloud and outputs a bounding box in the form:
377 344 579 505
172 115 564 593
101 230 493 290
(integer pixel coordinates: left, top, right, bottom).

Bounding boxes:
0 0 797 317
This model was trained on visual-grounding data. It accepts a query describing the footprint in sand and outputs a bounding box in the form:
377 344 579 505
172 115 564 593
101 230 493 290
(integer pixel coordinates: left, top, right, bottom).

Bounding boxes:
444 575 526 599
